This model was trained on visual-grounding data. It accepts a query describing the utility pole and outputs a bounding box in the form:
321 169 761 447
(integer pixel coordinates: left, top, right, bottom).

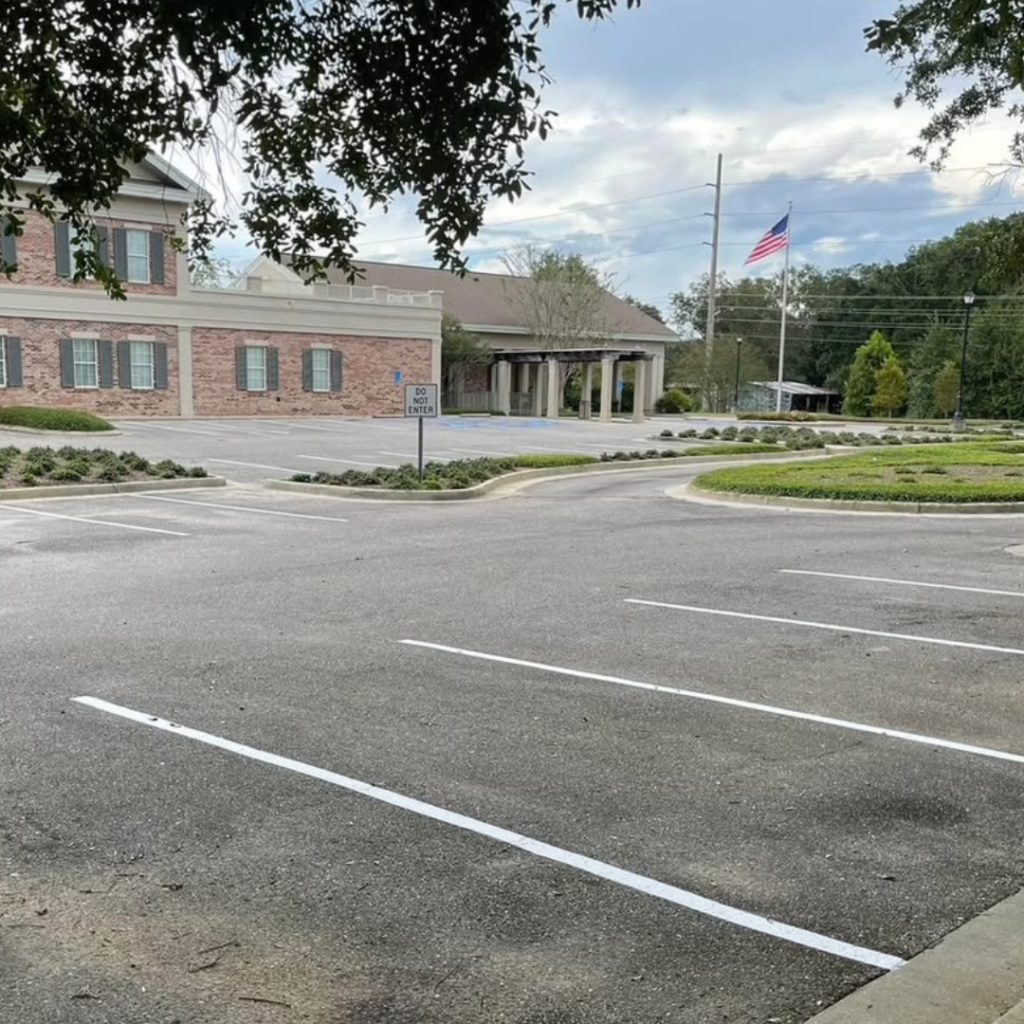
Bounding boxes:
704 153 723 410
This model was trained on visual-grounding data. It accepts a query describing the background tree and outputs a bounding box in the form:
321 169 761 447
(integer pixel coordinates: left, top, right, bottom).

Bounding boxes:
872 356 909 417
0 0 641 297
623 295 665 324
933 361 961 417
441 314 491 398
668 336 770 412
844 331 897 416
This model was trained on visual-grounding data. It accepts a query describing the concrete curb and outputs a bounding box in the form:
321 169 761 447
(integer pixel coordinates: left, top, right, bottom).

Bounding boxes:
684 484 1024 515
0 476 227 502
0 424 123 437
806 888 1024 1024
263 449 831 503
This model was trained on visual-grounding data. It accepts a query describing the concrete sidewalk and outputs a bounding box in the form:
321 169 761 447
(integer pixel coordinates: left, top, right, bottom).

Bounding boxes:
808 889 1024 1024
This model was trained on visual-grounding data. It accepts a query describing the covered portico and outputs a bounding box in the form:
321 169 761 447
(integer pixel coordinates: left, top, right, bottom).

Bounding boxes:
491 348 653 422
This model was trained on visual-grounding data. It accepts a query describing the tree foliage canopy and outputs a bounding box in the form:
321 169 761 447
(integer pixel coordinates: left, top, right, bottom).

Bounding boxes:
866 0 1024 170
1 0 640 295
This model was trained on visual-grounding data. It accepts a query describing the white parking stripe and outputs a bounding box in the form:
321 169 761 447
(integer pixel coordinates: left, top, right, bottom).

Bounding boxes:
780 569 1024 599
380 451 451 462
400 640 1024 768
0 505 188 537
298 455 389 468
129 494 348 522
72 696 905 972
449 447 514 457
126 422 223 437
626 599 1024 657
207 459 303 474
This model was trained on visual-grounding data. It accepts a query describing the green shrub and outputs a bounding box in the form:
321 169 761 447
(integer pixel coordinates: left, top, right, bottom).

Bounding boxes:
95 464 127 482
654 388 694 414
512 454 596 468
699 428 720 439
152 459 188 478
659 429 674 438
0 406 114 431
720 426 739 440
187 466 208 478
49 465 85 481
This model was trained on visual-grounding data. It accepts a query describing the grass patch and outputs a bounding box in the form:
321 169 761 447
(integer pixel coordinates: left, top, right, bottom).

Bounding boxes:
0 406 115 432
736 411 821 422
0 446 208 488
289 445 788 491
693 442 1024 504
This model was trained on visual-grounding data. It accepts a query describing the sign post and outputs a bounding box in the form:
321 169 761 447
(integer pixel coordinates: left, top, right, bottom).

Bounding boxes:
403 383 439 480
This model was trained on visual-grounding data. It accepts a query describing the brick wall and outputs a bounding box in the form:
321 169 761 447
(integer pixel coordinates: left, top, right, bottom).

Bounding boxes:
1 210 176 296
191 328 432 417
0 317 180 416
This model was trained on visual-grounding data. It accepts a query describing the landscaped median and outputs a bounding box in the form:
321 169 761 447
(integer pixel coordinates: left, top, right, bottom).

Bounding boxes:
689 441 1024 513
267 445 822 501
0 445 223 500
0 406 116 433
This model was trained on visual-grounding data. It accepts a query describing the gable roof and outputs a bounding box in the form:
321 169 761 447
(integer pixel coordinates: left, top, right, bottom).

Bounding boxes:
288 258 677 341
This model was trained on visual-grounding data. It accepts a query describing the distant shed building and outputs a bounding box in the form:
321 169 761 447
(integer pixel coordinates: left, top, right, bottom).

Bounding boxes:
740 381 841 415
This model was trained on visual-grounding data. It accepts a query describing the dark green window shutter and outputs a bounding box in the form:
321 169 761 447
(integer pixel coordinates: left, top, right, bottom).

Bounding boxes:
98 340 115 388
5 338 22 387
153 343 169 390
1 218 16 269
330 350 343 393
112 228 127 279
97 226 109 269
301 350 313 391
149 232 165 284
55 223 71 277
117 341 132 388
266 347 279 391
235 346 248 390
59 338 75 387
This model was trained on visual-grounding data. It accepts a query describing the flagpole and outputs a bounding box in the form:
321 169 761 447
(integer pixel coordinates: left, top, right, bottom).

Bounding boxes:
775 202 793 414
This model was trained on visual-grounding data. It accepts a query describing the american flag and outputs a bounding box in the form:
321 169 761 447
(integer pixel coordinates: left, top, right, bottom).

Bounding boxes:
744 214 790 265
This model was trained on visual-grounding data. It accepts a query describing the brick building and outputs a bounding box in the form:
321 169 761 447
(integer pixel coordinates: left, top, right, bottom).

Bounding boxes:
0 154 442 418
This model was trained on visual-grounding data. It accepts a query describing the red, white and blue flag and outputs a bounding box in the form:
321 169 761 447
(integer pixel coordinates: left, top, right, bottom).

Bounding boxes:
744 214 790 265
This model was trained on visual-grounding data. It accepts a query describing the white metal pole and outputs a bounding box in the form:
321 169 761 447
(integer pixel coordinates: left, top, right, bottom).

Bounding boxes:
775 203 792 414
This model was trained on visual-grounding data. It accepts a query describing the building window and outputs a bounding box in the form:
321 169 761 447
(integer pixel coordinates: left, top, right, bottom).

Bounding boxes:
125 229 151 283
246 345 267 391
0 339 6 388
311 348 331 392
69 230 96 275
73 338 99 388
130 341 154 389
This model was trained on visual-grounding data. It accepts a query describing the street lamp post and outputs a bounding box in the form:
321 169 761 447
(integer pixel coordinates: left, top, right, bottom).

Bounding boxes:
733 338 743 412
952 291 976 432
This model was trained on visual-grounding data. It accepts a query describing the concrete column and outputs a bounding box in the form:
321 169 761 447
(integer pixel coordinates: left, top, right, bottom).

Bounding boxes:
633 359 648 423
178 325 194 417
495 360 512 416
650 354 664 407
599 356 614 422
579 362 595 419
518 362 531 394
430 334 443 390
532 363 545 416
546 357 561 420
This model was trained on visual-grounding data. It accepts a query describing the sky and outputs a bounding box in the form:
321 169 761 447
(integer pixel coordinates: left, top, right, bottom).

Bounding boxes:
204 0 1024 328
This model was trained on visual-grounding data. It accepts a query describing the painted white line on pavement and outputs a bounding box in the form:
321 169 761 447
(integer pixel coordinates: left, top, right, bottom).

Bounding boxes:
380 451 452 462
626 599 1024 657
129 494 348 522
449 447 514 457
126 422 223 437
208 458 303 474
298 455 390 468
0 505 188 537
72 695 905 972
780 569 1024 600
400 640 1024 768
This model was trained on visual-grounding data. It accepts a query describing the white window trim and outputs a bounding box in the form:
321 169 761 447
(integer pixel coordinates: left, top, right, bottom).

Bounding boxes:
73 337 99 390
311 347 331 393
245 344 268 392
129 339 155 391
0 339 6 389
125 228 151 284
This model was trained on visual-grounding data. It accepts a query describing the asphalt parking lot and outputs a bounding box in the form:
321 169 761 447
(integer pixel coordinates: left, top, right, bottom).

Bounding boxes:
3 428 1024 1023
